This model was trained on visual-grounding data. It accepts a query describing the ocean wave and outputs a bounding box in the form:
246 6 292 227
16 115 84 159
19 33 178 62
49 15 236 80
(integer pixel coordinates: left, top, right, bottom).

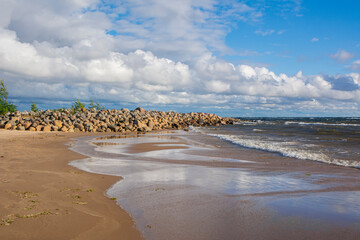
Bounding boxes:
208 133 360 168
285 121 360 127
253 129 265 132
235 120 277 126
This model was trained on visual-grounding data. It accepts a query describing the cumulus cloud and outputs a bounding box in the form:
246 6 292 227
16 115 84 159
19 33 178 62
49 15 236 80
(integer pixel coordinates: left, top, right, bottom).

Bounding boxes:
0 0 360 115
330 50 355 63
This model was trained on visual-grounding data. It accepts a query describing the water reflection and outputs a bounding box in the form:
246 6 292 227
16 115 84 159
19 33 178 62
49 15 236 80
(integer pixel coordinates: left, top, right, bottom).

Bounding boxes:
70 132 360 240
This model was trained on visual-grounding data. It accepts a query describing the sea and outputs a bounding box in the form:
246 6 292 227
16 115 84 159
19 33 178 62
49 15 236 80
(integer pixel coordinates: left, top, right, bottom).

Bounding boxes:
194 117 360 168
69 117 360 240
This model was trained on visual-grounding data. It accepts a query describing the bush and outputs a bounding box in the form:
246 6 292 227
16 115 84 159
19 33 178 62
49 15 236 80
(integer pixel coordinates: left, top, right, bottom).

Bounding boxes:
0 80 17 115
89 98 105 111
31 101 39 112
71 99 85 113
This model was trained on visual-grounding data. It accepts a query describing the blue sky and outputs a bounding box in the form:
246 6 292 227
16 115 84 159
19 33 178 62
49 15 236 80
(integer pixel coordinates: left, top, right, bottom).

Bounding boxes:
225 0 360 76
0 0 359 116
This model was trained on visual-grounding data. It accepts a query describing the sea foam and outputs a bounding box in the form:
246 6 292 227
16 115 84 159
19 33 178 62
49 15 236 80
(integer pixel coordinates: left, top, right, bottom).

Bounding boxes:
207 133 360 168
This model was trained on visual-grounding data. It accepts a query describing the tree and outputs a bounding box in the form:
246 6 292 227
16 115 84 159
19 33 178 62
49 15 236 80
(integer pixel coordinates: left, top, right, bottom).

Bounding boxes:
88 98 105 111
31 101 39 112
71 99 85 113
0 80 17 115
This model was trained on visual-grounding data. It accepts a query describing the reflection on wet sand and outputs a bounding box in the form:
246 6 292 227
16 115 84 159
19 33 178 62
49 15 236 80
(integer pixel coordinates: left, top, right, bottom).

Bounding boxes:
70 131 360 240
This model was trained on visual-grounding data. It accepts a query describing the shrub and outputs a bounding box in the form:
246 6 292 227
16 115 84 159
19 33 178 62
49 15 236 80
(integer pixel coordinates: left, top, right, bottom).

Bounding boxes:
71 99 85 113
89 98 105 111
0 80 17 115
31 101 39 112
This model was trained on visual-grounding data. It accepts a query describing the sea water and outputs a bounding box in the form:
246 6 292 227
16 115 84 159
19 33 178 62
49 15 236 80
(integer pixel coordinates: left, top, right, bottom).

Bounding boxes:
70 129 360 240
195 117 360 168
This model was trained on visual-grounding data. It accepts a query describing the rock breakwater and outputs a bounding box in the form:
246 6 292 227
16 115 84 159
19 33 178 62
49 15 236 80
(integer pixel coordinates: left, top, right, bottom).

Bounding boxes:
0 107 236 133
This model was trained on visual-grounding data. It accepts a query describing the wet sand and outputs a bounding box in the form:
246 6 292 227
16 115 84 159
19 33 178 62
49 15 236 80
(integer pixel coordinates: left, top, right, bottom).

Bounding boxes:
2 129 360 240
0 130 143 240
71 131 360 240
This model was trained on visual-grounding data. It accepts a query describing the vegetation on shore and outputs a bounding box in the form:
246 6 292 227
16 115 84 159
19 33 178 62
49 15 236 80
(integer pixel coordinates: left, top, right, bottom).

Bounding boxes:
0 80 17 115
31 101 39 112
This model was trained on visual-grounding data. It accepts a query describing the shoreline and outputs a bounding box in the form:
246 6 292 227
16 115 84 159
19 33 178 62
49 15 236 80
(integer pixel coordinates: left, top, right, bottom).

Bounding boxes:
70 130 360 240
0 130 143 240
2 129 360 239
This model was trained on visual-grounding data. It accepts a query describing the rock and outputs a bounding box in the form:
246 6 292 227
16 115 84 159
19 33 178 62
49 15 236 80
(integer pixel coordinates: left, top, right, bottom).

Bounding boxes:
4 123 12 130
74 123 84 131
147 120 155 129
135 107 146 114
54 120 62 128
42 125 51 132
0 106 237 133
24 122 32 129
10 116 19 122
17 125 25 131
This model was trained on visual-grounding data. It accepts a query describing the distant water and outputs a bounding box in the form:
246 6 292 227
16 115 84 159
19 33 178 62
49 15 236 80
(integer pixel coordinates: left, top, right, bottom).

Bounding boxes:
194 117 360 168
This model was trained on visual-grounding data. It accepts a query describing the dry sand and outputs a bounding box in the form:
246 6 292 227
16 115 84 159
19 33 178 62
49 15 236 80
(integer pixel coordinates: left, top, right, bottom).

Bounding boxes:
0 130 143 240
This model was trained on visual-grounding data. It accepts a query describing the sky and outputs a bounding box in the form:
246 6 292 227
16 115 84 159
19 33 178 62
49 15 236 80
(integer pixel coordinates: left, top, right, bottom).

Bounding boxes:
0 0 359 117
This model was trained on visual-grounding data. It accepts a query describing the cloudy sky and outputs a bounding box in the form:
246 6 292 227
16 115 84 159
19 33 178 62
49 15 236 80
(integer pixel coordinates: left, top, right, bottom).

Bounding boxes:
0 0 359 116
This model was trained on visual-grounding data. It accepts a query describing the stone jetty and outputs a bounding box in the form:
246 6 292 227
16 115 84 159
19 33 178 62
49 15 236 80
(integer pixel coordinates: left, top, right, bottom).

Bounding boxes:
0 107 236 133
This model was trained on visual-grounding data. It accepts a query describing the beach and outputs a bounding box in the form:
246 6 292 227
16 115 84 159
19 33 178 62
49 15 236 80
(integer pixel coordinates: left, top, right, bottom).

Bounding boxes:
1 1 359 239
0 130 143 240
1 128 360 240
71 130 360 240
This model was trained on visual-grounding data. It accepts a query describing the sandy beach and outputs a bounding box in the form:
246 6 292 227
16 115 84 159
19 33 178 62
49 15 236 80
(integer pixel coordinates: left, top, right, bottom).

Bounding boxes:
0 130 143 240
2 129 360 240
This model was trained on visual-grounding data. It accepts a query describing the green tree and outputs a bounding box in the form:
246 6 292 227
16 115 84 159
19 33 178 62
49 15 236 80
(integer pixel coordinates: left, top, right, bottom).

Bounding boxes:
31 101 39 112
88 98 105 111
0 80 17 115
71 99 85 113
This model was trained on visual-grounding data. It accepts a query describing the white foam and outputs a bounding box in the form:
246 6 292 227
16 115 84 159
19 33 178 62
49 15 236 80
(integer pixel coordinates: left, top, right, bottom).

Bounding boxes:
285 121 360 127
253 129 265 132
208 133 360 168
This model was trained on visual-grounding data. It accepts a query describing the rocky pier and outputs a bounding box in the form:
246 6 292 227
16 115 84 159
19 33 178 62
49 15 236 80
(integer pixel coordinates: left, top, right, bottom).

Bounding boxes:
0 107 236 133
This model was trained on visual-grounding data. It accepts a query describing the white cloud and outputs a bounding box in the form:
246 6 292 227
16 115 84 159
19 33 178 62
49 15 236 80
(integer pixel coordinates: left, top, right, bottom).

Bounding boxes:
330 50 355 63
110 0 262 60
347 60 360 71
255 29 275 36
311 37 319 42
0 0 360 116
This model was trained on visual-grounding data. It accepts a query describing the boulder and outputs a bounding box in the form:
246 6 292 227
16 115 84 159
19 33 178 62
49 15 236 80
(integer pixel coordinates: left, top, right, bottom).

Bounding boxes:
135 107 146 114
60 126 68 132
24 122 32 129
4 123 12 130
42 125 51 132
54 120 62 128
17 125 25 131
